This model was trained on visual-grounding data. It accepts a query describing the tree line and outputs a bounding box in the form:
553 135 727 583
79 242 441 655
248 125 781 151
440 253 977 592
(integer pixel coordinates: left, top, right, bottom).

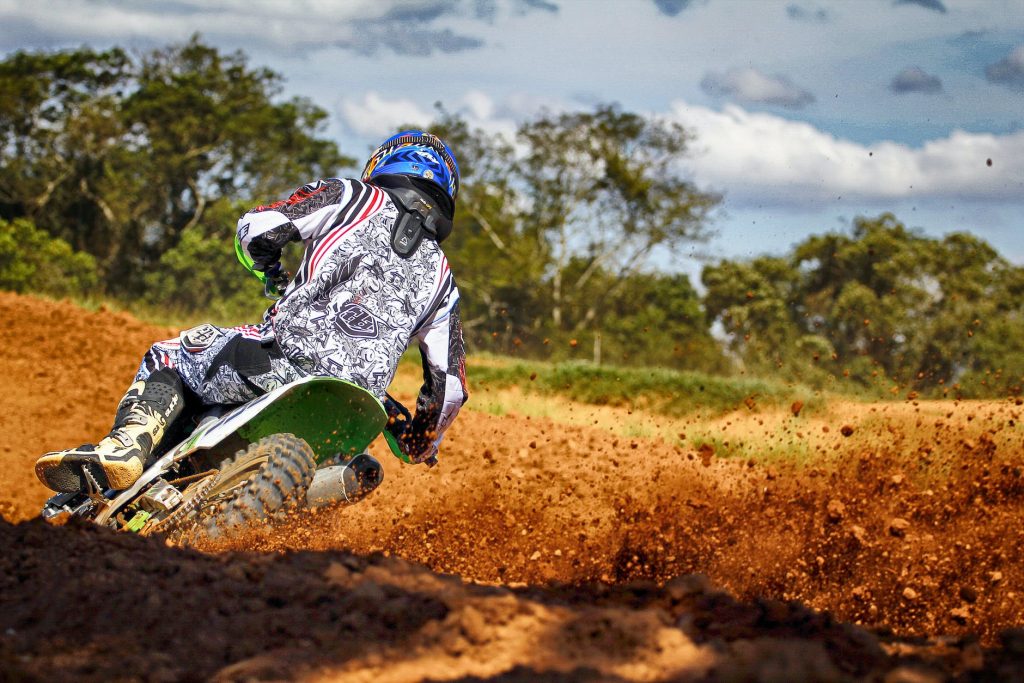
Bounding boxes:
0 36 348 318
2 39 1021 397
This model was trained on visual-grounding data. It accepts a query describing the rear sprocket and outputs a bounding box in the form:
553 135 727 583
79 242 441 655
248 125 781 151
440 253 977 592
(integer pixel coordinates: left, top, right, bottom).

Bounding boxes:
144 473 218 540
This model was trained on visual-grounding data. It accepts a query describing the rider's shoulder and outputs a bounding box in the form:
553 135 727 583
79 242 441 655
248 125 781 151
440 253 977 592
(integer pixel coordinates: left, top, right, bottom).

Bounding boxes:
304 177 364 191
423 238 457 276
316 177 353 189
327 177 387 198
323 177 369 187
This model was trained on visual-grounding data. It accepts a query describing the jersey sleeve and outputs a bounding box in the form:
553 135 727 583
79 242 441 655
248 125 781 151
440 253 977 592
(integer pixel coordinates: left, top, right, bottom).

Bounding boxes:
236 178 356 271
402 284 469 462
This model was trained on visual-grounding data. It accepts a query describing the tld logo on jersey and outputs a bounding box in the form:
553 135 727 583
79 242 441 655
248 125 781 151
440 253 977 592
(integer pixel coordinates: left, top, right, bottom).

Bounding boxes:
336 302 380 339
182 323 224 352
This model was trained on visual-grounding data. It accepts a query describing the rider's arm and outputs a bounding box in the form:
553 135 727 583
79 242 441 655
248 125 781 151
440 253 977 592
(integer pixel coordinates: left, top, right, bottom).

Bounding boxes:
236 178 357 271
387 285 468 464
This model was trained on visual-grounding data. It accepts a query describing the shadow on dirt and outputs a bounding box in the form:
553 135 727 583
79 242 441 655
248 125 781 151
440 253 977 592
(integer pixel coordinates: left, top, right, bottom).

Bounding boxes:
0 517 448 681
4 516 1024 681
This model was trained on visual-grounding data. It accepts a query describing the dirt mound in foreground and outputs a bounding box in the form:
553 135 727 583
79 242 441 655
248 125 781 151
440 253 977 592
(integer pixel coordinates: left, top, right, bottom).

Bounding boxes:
2 517 1020 682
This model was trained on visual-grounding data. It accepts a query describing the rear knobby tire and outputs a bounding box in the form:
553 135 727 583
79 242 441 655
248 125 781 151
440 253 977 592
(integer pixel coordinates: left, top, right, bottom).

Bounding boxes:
195 433 316 540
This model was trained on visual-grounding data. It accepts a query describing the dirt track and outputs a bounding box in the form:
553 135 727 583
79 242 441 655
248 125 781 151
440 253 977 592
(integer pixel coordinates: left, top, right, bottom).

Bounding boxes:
2 292 1024 681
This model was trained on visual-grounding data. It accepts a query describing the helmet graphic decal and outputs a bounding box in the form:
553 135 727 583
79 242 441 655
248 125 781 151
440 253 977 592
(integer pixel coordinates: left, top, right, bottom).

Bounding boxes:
362 130 460 201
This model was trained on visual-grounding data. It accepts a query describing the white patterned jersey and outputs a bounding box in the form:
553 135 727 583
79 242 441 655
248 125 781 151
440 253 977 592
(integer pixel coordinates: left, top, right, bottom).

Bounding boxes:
236 178 468 461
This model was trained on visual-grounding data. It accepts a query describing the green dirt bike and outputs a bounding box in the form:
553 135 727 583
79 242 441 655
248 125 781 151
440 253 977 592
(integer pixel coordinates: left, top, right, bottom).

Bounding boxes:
40 376 398 541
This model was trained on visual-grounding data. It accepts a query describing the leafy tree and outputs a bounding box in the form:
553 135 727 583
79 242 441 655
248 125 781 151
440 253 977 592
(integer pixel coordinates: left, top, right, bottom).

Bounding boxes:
427 109 550 345
591 269 726 372
918 232 1024 395
703 214 1024 395
792 214 936 384
0 218 98 297
517 105 720 334
430 105 722 368
702 255 827 380
0 36 352 296
142 199 270 323
0 46 130 253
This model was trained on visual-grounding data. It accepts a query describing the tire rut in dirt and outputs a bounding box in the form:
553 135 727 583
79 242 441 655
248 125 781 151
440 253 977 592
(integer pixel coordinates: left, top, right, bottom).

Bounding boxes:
195 433 316 541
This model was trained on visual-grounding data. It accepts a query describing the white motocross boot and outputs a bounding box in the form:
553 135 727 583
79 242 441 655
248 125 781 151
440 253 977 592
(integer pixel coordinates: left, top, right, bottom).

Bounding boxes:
35 370 184 493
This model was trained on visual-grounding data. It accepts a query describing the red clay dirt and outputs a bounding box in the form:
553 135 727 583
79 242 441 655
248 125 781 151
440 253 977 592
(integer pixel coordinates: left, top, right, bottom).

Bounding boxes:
2 291 1024 681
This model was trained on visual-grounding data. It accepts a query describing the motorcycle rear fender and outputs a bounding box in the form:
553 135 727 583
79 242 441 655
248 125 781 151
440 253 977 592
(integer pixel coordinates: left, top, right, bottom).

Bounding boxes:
170 375 388 464
93 376 387 527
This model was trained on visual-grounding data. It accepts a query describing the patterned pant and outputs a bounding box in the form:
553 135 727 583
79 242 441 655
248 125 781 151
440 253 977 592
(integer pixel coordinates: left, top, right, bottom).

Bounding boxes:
137 322 304 406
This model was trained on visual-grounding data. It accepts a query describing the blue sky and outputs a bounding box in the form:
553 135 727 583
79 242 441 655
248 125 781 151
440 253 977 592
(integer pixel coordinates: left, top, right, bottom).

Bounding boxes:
2 0 1023 271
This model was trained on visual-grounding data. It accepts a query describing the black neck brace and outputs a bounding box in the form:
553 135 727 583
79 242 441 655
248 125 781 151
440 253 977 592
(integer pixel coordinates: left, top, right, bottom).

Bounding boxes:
371 175 454 258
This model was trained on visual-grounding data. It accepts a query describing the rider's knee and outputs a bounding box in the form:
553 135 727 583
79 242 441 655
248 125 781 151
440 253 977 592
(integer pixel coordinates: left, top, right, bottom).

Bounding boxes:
306 452 383 507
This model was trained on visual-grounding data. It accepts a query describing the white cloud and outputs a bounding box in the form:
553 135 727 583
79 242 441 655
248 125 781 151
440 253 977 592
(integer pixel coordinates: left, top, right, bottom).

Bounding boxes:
700 67 815 109
461 90 497 120
337 90 563 143
338 92 435 138
666 101 1024 205
2 0 376 47
0 0 551 54
340 91 1024 207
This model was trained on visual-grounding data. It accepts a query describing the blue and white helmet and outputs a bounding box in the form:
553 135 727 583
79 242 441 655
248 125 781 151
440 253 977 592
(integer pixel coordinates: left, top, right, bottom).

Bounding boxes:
361 130 460 203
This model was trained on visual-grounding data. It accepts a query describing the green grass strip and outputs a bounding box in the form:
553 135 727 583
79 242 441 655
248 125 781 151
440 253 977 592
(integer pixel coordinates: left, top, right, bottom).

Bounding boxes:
468 356 819 417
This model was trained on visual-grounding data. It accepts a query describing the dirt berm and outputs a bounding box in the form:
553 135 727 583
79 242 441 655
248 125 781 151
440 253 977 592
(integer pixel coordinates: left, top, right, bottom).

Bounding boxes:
3 516 1022 682
2 292 1024 681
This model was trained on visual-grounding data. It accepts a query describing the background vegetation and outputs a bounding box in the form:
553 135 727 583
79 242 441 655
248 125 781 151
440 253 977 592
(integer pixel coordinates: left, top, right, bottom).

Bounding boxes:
2 38 1022 400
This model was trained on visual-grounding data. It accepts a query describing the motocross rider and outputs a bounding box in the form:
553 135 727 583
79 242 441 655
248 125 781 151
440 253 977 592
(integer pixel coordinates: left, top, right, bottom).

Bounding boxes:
35 131 469 502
